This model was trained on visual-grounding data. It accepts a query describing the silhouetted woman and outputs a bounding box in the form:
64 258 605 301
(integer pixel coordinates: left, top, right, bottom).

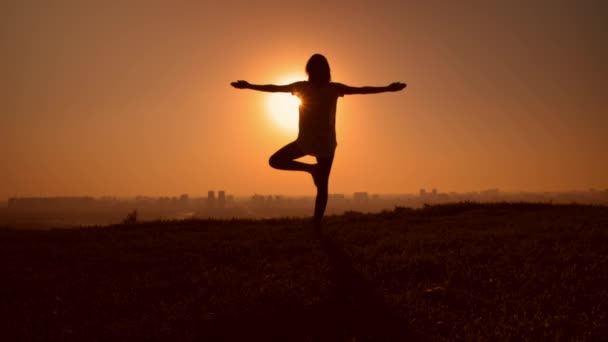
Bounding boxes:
231 54 406 228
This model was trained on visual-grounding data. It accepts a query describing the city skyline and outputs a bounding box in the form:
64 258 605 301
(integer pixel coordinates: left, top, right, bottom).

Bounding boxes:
4 188 606 227
3 184 608 203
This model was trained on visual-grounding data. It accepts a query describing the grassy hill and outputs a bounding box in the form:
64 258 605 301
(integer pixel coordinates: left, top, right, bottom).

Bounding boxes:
1 203 607 341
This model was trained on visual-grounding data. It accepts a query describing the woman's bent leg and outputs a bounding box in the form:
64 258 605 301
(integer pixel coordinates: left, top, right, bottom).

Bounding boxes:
313 154 335 228
269 142 312 172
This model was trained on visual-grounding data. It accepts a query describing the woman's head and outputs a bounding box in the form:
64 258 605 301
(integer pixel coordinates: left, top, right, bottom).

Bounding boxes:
306 54 331 83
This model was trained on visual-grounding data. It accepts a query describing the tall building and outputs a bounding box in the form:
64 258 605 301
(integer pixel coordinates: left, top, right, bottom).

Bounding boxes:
218 191 226 207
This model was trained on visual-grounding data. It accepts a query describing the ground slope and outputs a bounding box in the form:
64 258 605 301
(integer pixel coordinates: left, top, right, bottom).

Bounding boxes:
1 203 607 341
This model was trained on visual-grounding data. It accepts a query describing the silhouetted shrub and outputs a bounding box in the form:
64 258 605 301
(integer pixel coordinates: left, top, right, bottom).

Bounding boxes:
122 210 138 225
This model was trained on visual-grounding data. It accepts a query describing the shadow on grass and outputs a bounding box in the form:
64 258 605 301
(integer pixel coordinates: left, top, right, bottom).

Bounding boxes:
313 229 426 341
207 228 426 341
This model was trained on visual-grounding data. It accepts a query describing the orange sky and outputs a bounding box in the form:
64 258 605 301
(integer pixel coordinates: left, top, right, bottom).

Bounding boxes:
2 1 607 200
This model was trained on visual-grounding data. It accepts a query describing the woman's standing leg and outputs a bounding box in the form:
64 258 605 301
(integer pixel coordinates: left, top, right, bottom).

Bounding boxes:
313 153 335 228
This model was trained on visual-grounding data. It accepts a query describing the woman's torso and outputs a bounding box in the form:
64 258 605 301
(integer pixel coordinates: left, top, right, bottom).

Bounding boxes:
292 81 344 157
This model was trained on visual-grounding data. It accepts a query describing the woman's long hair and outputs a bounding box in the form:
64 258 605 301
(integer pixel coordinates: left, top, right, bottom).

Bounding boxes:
306 54 331 83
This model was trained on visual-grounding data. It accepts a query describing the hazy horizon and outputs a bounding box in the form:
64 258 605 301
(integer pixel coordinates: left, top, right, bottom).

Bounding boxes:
3 1 607 200
2 187 607 202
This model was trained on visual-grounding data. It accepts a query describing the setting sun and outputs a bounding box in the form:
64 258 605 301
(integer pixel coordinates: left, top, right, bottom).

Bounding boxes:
265 76 303 134
267 92 301 134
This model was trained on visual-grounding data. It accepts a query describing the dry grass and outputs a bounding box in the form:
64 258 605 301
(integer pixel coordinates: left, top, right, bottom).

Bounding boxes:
1 203 606 341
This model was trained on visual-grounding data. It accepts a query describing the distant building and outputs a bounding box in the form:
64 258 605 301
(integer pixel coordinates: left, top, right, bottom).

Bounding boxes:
431 188 437 196
353 192 369 203
328 194 346 206
179 194 189 208
479 189 500 201
419 189 426 197
218 191 226 207
481 188 499 195
251 194 265 207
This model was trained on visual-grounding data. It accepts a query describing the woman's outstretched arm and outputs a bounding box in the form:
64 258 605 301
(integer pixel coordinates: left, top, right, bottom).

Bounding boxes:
341 82 406 95
231 80 295 93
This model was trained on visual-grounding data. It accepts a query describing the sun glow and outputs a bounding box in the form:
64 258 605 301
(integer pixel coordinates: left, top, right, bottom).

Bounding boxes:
266 76 303 134
267 93 300 134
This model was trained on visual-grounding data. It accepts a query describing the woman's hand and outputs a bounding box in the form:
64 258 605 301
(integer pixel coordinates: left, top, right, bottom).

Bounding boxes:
231 80 250 89
388 82 407 92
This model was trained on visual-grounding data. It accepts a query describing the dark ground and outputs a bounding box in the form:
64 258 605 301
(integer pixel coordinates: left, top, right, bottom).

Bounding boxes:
1 203 607 341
